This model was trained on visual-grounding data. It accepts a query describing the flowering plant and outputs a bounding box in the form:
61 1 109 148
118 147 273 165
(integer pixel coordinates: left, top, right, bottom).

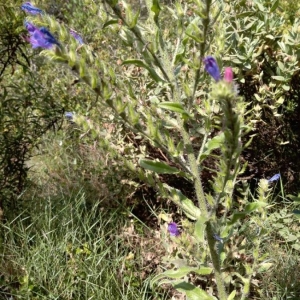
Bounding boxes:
20 0 281 298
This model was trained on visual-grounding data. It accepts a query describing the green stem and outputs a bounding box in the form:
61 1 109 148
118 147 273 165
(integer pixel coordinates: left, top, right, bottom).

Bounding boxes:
177 117 207 215
189 0 212 110
206 222 228 300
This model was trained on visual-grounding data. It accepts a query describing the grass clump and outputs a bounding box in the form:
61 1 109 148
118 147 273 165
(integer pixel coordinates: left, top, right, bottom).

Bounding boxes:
0 192 165 300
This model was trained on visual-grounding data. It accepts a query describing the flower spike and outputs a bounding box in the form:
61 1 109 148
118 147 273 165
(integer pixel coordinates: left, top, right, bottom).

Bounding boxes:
203 56 221 81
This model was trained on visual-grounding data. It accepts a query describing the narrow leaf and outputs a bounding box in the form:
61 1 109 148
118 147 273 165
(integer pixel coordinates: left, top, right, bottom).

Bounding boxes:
200 133 225 162
151 0 161 24
103 19 119 28
272 75 286 81
158 102 188 114
228 290 237 300
163 184 201 220
139 159 180 174
173 282 216 300
194 216 208 243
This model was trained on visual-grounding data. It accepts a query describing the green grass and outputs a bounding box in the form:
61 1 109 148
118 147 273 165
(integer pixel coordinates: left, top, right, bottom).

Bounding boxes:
0 191 167 299
0 124 169 299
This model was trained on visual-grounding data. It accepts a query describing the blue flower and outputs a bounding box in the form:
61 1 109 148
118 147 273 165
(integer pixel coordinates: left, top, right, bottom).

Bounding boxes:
268 173 280 183
168 222 180 236
21 2 43 15
203 56 221 81
24 22 59 49
70 29 84 45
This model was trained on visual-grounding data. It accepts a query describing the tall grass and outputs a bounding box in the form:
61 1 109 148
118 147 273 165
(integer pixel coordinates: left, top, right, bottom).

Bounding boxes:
0 191 166 299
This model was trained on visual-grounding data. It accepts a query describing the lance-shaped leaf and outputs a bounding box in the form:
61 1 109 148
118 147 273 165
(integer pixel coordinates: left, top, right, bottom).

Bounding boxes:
228 290 237 300
152 266 213 284
199 133 225 162
227 212 246 225
162 183 201 220
103 19 119 28
151 0 161 24
194 215 209 243
139 159 180 174
158 102 190 117
173 282 217 300
244 201 268 213
122 59 164 82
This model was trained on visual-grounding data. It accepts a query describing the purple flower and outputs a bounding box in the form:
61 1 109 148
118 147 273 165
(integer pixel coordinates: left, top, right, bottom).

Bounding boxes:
268 173 280 183
21 2 43 15
168 222 180 236
24 22 59 49
24 21 38 33
70 29 84 45
203 56 221 81
224 67 233 83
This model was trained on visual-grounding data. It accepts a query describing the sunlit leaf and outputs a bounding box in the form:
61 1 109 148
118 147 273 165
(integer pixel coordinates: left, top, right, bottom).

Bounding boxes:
139 159 180 174
173 282 216 300
194 215 208 243
158 102 189 115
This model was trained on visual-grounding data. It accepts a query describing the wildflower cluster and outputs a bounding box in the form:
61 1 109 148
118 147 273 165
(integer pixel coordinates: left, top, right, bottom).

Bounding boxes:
21 2 84 49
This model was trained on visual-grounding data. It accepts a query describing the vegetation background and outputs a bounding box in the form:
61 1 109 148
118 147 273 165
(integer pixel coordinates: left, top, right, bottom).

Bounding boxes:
1 0 300 299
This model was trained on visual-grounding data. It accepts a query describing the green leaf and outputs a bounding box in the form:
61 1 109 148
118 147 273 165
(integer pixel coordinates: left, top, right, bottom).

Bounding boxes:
272 76 286 82
130 7 140 28
277 61 285 71
194 216 208 243
163 267 200 279
200 133 225 162
228 290 237 300
102 19 119 29
194 267 213 275
258 262 273 272
151 0 161 24
292 244 300 251
287 194 300 203
158 102 188 115
254 0 265 12
228 212 246 225
163 184 201 220
139 159 180 174
173 282 216 300
122 59 164 82
270 0 279 12
244 201 267 213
